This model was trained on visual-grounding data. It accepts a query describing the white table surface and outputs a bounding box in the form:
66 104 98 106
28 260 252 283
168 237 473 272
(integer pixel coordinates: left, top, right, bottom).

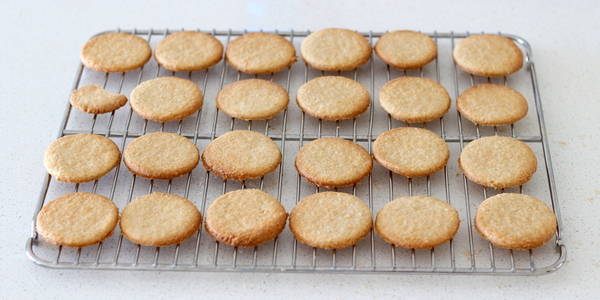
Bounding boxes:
1 0 599 299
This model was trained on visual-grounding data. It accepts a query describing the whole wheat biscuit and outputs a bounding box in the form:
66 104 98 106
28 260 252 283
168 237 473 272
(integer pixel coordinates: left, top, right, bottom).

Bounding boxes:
120 192 201 246
453 34 523 77
123 132 199 179
295 137 372 188
301 28 371 71
155 31 223 71
375 30 437 70
296 76 370 120
130 76 203 122
81 32 151 72
36 192 119 248
44 134 121 183
459 136 537 189
379 76 451 123
289 192 372 249
373 128 449 178
375 196 459 249
205 189 287 247
457 84 528 126
226 32 296 74
217 79 289 120
475 193 557 249
70 85 128 114
202 130 281 181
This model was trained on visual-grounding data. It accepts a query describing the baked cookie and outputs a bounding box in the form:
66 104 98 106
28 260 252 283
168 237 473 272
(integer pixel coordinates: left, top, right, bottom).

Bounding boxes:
130 76 203 122
226 32 296 74
155 31 223 71
457 84 528 126
295 137 372 188
205 189 287 247
375 30 437 69
202 130 281 181
36 192 118 248
44 134 121 183
217 79 289 120
375 196 459 249
459 136 537 189
120 192 201 246
289 192 372 249
123 132 199 179
296 76 370 120
301 28 371 71
453 34 523 77
373 128 449 178
81 32 151 72
475 193 557 249
70 85 128 114
379 77 451 123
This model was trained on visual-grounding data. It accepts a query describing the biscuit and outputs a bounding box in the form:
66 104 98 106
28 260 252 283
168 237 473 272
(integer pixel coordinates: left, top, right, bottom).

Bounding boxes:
81 32 152 72
202 130 281 181
216 79 289 120
36 192 119 248
225 32 296 74
375 30 437 70
373 127 449 178
301 28 371 71
155 31 223 72
123 132 199 179
379 76 451 123
70 85 128 114
457 84 528 126
44 134 121 183
453 34 523 77
205 189 287 247
375 196 459 249
295 137 372 188
458 136 537 189
130 76 203 122
296 76 370 120
475 193 557 249
289 192 372 249
120 192 201 246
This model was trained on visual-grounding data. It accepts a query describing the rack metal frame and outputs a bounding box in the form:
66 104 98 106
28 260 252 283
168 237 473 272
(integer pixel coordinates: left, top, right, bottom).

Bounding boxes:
26 28 566 275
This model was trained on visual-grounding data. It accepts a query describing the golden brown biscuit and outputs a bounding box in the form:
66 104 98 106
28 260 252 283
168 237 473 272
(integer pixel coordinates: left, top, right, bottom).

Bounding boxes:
155 31 223 71
375 30 437 69
44 134 121 183
81 32 151 72
202 130 281 181
475 193 557 249
205 189 287 247
123 132 199 179
216 79 289 120
226 32 296 74
130 77 203 122
70 85 128 114
289 192 372 249
379 76 451 123
296 76 370 120
301 28 371 71
373 127 449 178
36 192 119 248
453 34 523 77
295 137 372 188
120 192 201 246
375 196 459 249
457 84 528 126
459 136 537 189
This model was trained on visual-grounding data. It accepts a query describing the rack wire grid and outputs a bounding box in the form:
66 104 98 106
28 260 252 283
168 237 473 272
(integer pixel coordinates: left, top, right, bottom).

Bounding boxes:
26 28 566 275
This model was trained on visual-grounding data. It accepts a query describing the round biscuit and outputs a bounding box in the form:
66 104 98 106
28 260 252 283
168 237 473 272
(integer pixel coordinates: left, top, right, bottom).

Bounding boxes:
217 79 289 120
81 32 151 72
301 28 371 71
225 32 296 74
453 34 523 77
155 31 223 71
296 76 370 120
70 85 128 114
457 84 528 126
375 30 437 69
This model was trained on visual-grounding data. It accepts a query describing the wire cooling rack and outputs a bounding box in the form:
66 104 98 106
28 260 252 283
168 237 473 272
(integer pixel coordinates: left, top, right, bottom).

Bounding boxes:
26 28 566 275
